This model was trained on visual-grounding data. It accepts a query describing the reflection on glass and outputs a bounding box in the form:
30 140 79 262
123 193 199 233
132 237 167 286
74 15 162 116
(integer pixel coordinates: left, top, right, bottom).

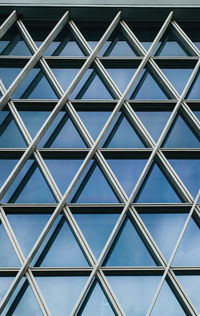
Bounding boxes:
106 40 136 57
107 68 136 92
36 276 87 315
177 275 200 314
107 275 161 315
19 111 50 138
187 71 200 99
161 69 192 94
0 159 18 187
0 277 14 302
140 213 187 261
105 218 156 266
52 68 79 91
135 163 181 203
0 221 20 267
74 214 118 259
0 68 21 89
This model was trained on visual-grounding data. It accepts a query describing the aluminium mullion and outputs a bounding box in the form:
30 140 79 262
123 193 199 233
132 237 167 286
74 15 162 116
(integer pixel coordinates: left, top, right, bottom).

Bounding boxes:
0 207 51 316
146 191 200 316
0 10 17 40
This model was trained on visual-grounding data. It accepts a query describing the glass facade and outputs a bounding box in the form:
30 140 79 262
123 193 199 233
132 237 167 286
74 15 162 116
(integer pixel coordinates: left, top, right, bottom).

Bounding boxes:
0 5 199 315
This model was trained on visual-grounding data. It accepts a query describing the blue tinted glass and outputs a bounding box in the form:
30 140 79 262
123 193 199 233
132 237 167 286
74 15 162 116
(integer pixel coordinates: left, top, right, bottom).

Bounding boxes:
39 215 88 267
151 281 185 315
140 213 187 261
107 68 136 92
78 111 110 140
105 218 156 266
82 281 114 315
19 111 50 138
71 161 119 203
71 69 112 99
2 160 56 203
8 214 50 257
173 217 200 266
43 38 84 56
136 111 171 141
107 159 146 196
187 72 200 99
0 39 31 56
36 276 87 315
169 159 200 198
177 275 200 314
0 277 14 301
39 112 86 148
0 159 18 187
161 69 192 94
0 221 20 267
157 41 188 56
193 111 200 120
0 112 26 147
52 68 79 91
0 67 21 89
135 163 181 203
107 275 161 315
106 40 136 57
163 115 200 148
45 159 83 195
74 214 118 259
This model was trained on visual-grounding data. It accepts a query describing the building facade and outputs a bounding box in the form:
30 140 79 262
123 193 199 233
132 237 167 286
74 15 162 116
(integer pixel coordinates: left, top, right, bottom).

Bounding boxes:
0 1 199 315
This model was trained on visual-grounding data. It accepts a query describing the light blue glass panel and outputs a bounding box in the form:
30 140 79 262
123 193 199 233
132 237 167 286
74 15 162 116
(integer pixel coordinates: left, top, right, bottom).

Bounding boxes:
193 111 200 120
107 275 161 316
0 277 14 302
107 159 147 196
74 214 118 259
169 159 200 198
0 41 9 54
0 221 20 266
82 281 114 315
40 216 88 267
71 69 113 99
7 214 50 257
140 213 187 261
107 68 136 92
157 41 188 56
19 111 50 138
39 112 86 148
105 218 156 266
36 276 87 315
173 217 200 266
151 281 185 315
0 38 31 56
177 275 200 314
0 159 18 188
161 69 192 94
163 115 199 148
135 163 181 203
2 160 56 203
44 159 83 195
187 72 200 99
52 68 79 91
136 111 171 141
0 67 21 89
107 40 136 57
78 111 110 140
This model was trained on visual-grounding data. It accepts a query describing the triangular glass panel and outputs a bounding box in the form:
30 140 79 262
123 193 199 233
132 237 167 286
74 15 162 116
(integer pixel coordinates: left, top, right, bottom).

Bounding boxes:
38 214 88 267
169 159 200 198
38 112 86 148
7 214 51 258
107 68 136 92
0 67 21 89
136 111 171 141
19 111 50 138
161 68 192 94
78 111 110 140
187 70 200 99
155 31 190 56
0 277 15 302
70 161 119 203
140 213 187 261
71 68 113 100
0 24 32 56
74 213 118 259
151 280 186 315
36 276 87 315
13 66 57 99
52 68 79 91
0 111 27 147
0 220 20 266
102 113 145 148
173 217 200 266
104 217 156 266
81 280 114 315
44 159 83 195
176 275 200 314
107 159 147 196
129 69 168 99
0 159 18 188
4 279 43 316
162 114 200 148
2 160 56 203
134 163 181 203
107 275 161 315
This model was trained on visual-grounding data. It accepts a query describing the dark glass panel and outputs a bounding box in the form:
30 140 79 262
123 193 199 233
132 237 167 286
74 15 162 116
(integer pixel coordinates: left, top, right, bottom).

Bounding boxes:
107 159 147 196
135 163 181 203
36 276 87 315
74 214 118 259
0 221 20 267
105 218 156 266
107 275 161 315
140 213 187 261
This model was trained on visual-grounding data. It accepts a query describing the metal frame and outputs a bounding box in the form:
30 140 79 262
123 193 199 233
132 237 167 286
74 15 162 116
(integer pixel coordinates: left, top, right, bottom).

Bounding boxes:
0 7 199 316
